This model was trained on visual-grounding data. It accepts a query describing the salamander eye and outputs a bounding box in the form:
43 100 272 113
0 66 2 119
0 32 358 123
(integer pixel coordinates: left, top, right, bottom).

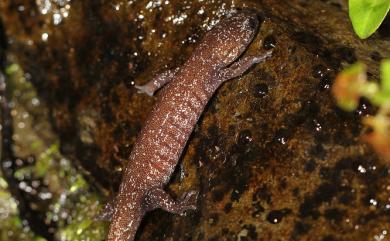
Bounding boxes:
248 17 257 30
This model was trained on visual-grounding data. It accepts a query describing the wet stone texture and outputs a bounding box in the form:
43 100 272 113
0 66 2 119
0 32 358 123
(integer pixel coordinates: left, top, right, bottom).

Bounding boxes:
1 0 390 240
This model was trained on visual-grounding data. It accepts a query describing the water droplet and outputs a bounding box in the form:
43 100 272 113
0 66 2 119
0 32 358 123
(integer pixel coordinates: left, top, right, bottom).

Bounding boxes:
17 5 25 11
318 75 332 91
311 64 328 78
312 119 322 132
53 12 62 25
357 165 366 173
41 33 49 42
266 209 290 224
253 83 268 98
354 99 372 116
374 229 388 241
31 98 40 106
369 198 377 206
274 128 291 145
17 122 26 129
237 130 252 145
263 35 276 50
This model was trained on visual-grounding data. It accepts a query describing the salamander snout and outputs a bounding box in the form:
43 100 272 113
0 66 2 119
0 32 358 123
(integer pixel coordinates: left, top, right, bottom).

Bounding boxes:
192 10 260 69
229 11 259 32
235 9 259 30
214 10 259 67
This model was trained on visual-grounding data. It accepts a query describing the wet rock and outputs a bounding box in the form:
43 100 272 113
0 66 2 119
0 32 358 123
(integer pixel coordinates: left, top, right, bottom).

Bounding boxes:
1 0 389 240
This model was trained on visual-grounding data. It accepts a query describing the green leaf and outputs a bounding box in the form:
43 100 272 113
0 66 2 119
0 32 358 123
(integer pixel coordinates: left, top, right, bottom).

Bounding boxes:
381 59 390 93
5 64 20 75
349 0 390 39
33 237 47 241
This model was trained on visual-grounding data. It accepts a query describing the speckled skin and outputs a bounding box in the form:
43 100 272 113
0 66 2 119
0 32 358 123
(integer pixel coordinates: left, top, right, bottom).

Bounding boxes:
107 11 271 241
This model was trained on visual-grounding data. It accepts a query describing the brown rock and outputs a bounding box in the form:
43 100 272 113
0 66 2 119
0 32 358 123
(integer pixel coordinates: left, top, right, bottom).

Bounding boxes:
1 0 389 240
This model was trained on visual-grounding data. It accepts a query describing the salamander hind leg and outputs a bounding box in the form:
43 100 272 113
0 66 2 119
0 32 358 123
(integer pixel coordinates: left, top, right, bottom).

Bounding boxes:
144 187 198 215
135 67 179 96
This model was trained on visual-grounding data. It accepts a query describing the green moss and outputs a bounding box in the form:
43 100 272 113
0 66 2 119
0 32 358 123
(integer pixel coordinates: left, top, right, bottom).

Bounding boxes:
0 61 108 240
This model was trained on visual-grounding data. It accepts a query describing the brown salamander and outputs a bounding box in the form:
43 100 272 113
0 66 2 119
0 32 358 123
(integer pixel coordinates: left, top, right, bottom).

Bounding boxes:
107 10 271 241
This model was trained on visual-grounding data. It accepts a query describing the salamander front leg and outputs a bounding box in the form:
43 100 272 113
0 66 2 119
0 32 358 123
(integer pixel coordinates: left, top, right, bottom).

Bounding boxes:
135 67 179 96
144 187 198 215
218 51 272 81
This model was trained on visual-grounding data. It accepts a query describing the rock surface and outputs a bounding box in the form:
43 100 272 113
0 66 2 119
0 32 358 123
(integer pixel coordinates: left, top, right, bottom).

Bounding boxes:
1 0 390 240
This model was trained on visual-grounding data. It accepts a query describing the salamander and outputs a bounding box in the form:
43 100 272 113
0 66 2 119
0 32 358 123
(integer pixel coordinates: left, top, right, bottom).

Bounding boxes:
107 10 271 241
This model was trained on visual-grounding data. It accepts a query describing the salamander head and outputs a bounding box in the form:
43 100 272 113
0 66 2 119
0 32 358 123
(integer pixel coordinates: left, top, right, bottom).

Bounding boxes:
196 10 259 68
